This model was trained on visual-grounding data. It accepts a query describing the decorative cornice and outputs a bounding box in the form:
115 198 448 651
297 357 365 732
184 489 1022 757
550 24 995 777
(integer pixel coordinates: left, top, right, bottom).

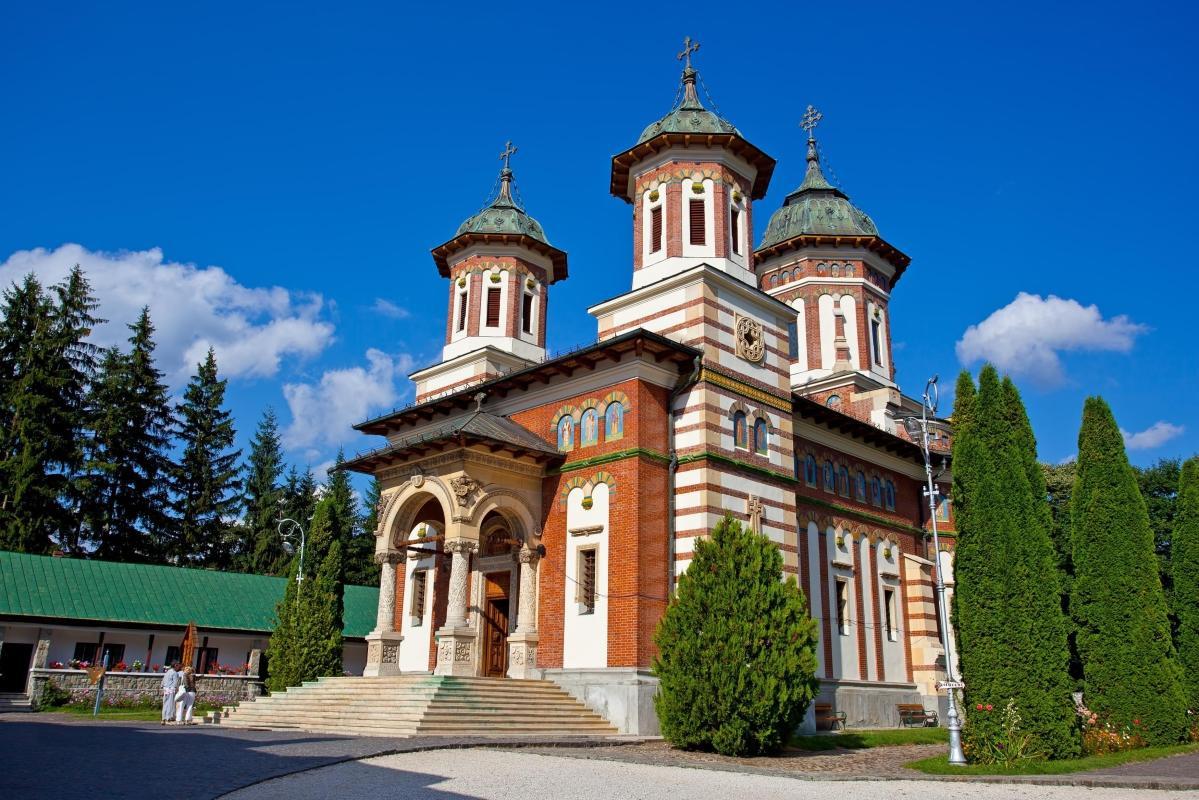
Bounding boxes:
549 447 671 475
798 494 926 537
700 367 792 412
676 451 797 484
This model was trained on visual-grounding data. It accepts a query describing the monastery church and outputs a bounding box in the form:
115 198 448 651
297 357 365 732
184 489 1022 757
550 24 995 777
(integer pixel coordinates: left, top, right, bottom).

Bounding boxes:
342 43 957 735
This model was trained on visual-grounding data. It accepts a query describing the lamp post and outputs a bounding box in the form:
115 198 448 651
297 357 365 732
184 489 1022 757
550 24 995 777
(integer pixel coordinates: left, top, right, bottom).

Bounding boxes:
902 375 967 766
278 517 308 585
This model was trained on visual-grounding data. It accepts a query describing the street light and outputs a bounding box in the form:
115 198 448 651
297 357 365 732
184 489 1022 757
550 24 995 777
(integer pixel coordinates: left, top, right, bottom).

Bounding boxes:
902 375 967 766
278 517 308 585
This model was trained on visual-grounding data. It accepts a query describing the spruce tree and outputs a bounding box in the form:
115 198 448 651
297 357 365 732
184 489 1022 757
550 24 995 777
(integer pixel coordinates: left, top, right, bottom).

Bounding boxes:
347 477 383 586
1175 457 1199 712
653 515 819 756
1071 397 1187 745
326 450 378 586
171 348 241 567
242 408 286 575
84 309 176 562
952 366 1078 759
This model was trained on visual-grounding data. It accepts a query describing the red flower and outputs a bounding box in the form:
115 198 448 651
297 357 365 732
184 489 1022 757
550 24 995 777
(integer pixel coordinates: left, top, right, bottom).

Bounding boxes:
986 704 994 711
1134 718 1141 726
976 703 983 711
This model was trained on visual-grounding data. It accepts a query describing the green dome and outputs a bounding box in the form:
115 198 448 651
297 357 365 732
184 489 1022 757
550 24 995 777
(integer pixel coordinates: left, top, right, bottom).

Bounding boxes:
455 167 550 244
637 67 740 144
758 138 877 249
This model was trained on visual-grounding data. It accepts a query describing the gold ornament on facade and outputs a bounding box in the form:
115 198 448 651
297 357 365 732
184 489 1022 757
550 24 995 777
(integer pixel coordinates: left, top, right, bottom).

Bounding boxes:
734 315 766 363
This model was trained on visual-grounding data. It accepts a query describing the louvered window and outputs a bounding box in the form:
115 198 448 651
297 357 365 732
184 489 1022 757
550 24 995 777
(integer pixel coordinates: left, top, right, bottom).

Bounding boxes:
730 207 741 254
689 199 706 245
485 287 501 328
411 571 427 626
650 206 663 253
456 291 467 332
578 549 597 614
521 293 533 334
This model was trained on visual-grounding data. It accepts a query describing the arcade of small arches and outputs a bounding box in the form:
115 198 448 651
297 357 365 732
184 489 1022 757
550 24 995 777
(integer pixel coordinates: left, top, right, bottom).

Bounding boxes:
801 453 897 512
364 474 544 681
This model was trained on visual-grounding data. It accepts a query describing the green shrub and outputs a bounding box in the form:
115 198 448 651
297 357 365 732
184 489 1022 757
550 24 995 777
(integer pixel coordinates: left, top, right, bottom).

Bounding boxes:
653 515 819 756
1175 457 1199 712
40 679 71 707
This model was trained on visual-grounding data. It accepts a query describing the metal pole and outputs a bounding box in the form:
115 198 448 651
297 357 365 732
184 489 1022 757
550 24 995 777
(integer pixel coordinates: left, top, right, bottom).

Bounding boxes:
915 376 967 766
92 652 109 717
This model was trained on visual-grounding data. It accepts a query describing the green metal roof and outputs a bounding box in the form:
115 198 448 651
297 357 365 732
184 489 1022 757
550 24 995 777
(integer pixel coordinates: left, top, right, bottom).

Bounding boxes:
637 67 739 144
0 550 378 638
454 167 550 244
758 137 878 249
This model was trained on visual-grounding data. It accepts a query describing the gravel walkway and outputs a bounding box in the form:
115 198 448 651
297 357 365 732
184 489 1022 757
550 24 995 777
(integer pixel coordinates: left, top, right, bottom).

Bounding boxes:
223 749 1194 799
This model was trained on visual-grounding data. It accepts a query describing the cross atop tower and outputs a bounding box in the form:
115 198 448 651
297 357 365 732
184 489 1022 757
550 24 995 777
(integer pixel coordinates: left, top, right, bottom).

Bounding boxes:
677 36 700 70
800 104 823 140
499 140 517 170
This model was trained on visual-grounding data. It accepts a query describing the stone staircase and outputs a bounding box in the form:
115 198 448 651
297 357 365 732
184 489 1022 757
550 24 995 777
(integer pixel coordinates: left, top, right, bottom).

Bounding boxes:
0 692 32 712
209 675 619 738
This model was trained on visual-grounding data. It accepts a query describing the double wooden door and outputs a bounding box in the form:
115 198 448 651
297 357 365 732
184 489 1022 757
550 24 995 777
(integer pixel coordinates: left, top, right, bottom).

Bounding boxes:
481 571 510 677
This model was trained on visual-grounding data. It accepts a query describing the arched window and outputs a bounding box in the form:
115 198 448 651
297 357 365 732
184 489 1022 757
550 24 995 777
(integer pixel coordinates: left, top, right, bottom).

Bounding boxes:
826 394 841 409
837 466 850 497
557 416 575 451
605 402 624 441
884 479 896 511
753 418 768 455
854 471 867 502
823 460 835 492
733 411 748 450
804 455 818 487
870 476 882 506
580 408 599 447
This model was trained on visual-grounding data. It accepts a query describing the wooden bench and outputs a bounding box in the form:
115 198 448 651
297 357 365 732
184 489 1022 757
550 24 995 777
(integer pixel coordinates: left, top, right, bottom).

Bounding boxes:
814 703 847 731
897 703 938 727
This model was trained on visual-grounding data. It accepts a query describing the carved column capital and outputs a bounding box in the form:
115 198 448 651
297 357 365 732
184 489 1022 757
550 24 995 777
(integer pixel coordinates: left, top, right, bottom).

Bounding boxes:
517 545 540 565
445 538 478 556
375 551 406 566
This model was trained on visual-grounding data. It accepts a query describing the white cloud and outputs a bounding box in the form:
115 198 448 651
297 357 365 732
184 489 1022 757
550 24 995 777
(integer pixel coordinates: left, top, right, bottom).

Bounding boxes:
372 298 410 319
0 243 334 384
1122 422 1185 451
955 293 1146 386
282 348 414 452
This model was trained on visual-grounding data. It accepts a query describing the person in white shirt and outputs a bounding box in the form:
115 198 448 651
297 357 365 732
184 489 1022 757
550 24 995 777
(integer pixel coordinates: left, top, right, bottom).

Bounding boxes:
174 666 197 725
160 661 181 725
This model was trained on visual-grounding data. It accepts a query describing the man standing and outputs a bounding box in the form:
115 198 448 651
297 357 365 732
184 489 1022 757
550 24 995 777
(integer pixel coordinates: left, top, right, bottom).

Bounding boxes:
161 661 181 725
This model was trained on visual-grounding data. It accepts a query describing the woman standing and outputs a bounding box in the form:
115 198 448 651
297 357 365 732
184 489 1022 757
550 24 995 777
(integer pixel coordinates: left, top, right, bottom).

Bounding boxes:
174 666 197 725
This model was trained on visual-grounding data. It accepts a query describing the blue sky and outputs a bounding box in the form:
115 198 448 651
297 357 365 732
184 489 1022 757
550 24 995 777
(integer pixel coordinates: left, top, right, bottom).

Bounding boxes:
2 0 1195 482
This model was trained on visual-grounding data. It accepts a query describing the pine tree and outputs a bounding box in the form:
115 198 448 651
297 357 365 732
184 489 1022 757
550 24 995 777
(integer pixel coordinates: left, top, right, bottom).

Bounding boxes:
347 477 382 586
653 515 819 756
1070 397 1188 745
171 348 241 567
278 466 317 566
84 309 176 562
325 450 378 586
1175 457 1199 712
242 408 286 575
952 366 1078 759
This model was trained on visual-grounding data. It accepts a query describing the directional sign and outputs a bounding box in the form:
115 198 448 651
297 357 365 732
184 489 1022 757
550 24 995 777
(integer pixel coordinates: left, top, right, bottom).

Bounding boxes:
936 680 965 690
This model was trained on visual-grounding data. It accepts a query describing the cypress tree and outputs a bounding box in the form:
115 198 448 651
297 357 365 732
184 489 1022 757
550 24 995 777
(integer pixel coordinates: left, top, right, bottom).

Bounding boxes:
653 515 819 756
1176 457 1199 712
1071 397 1187 744
266 561 302 693
242 408 286 575
84 309 176 562
952 366 1078 759
171 348 241 567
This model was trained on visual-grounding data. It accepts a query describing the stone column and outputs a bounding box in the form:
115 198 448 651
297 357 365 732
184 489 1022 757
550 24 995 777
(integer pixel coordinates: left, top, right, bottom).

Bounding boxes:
363 551 406 677
434 538 478 676
507 546 540 679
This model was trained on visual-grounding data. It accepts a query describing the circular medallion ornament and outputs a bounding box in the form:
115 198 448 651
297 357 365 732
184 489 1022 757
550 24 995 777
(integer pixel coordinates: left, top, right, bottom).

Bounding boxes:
735 316 765 363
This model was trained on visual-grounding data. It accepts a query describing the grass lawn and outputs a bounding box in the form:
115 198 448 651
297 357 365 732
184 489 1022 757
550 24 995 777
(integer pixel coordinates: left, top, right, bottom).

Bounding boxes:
907 742 1199 775
791 727 949 751
45 704 222 722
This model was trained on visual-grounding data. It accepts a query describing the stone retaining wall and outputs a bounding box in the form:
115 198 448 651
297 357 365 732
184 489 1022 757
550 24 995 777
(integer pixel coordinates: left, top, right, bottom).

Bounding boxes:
30 668 263 709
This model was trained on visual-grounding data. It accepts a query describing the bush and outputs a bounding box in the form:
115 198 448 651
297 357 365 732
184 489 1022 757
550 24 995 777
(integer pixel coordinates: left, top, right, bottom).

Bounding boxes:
653 515 819 756
963 699 1045 766
40 679 71 707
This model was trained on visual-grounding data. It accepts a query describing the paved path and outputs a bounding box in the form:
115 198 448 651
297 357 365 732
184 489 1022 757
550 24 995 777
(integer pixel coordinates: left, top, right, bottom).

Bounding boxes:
224 749 1195 799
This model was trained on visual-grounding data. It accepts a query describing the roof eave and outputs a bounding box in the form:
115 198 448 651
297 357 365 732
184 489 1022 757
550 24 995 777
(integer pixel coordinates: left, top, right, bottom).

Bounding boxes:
754 234 911 287
431 232 569 282
609 132 776 204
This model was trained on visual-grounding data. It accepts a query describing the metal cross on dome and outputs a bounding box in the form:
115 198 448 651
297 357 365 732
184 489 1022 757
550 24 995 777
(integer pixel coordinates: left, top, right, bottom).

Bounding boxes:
801 104 823 138
677 36 700 69
499 140 517 169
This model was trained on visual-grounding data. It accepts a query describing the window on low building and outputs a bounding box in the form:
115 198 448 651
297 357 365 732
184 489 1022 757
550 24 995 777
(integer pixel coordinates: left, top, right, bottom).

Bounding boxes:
101 643 125 668
165 646 181 666
753 418 768 455
72 642 98 664
196 647 219 674
578 549 597 615
836 579 850 636
410 570 428 627
884 588 898 641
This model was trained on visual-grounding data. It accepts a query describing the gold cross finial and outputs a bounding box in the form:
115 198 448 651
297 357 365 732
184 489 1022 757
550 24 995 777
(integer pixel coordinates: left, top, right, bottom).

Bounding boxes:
499 140 517 170
800 104 823 139
677 36 700 70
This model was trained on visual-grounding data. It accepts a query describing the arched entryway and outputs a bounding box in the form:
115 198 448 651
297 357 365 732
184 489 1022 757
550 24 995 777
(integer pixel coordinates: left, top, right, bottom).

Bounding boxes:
477 511 521 677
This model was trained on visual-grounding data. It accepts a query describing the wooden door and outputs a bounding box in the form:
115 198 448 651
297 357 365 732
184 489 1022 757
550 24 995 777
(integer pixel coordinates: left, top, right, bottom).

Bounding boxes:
482 571 510 677
0 643 33 693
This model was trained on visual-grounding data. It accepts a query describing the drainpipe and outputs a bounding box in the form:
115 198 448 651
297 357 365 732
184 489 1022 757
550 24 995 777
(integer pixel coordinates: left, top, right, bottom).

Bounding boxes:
667 354 703 593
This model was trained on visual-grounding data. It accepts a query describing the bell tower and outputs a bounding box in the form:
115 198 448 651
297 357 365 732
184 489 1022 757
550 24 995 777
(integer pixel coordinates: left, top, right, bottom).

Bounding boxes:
412 143 568 403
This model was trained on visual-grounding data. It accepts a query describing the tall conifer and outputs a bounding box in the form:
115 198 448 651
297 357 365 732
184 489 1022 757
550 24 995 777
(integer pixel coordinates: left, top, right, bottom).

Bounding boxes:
347 477 382 586
172 348 241 567
1071 397 1188 744
952 366 1078 759
242 408 286 575
1175 457 1199 712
